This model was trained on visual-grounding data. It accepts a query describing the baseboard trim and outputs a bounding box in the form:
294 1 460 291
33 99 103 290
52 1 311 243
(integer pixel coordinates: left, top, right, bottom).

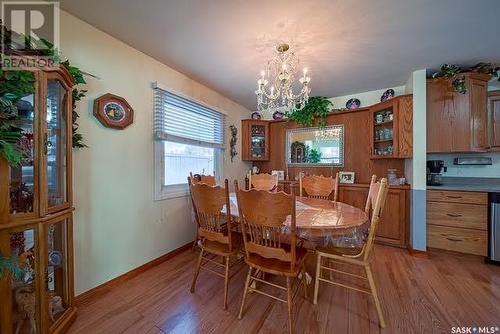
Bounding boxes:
74 241 193 306
408 247 430 258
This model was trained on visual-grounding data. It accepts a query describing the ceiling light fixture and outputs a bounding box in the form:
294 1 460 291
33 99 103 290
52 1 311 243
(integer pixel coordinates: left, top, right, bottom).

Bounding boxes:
255 43 311 115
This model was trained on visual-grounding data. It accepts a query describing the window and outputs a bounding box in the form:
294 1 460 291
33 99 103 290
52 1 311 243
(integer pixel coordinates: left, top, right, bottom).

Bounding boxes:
153 83 225 200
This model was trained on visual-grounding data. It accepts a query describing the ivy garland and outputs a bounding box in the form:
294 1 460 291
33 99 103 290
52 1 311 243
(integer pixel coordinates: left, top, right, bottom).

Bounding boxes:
0 21 88 166
431 63 500 94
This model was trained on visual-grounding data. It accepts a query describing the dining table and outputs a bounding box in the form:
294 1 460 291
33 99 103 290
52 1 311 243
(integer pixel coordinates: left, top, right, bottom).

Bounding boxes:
227 193 370 248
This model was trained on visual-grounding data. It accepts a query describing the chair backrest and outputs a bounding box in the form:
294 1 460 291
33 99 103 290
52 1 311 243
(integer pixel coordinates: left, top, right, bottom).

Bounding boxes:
189 178 234 250
190 172 217 186
235 181 298 270
248 173 278 191
299 173 339 201
362 175 389 261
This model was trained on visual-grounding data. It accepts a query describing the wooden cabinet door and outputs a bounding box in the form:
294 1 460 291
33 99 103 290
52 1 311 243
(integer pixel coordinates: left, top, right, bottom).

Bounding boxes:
241 120 269 161
488 91 500 149
398 95 413 158
470 77 488 151
339 186 408 248
427 74 490 153
427 79 455 152
338 186 368 211
377 189 408 247
427 78 470 152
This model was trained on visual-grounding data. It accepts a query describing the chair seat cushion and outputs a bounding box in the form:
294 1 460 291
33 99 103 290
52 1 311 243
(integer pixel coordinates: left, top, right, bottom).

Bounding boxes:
199 232 242 256
246 246 308 277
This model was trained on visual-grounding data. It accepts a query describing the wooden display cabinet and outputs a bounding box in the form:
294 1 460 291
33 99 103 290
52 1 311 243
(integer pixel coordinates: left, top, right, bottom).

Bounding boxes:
241 120 269 161
370 95 413 159
427 73 490 153
0 67 77 334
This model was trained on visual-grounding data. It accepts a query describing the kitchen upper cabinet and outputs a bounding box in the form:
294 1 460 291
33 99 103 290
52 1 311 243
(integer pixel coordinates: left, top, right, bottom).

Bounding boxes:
427 73 490 153
488 90 500 149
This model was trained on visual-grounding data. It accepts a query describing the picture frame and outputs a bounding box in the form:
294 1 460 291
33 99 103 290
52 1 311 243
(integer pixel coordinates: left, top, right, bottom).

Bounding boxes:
339 171 355 184
271 170 285 181
93 93 134 130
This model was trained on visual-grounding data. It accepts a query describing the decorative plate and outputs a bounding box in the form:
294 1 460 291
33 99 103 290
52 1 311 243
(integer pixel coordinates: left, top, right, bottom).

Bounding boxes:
380 89 395 102
272 111 285 120
93 93 134 129
251 112 262 120
346 98 361 110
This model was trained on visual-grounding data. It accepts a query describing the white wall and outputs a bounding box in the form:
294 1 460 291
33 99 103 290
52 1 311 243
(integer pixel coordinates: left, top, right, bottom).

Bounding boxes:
60 11 251 295
329 85 406 110
410 69 427 251
428 152 500 178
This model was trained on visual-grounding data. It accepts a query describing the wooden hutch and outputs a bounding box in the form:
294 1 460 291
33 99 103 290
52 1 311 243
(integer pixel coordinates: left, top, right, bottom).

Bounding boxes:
241 95 413 248
0 66 76 333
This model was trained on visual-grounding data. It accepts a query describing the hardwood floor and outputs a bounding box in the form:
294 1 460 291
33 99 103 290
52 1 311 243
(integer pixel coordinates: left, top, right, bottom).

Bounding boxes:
69 245 500 334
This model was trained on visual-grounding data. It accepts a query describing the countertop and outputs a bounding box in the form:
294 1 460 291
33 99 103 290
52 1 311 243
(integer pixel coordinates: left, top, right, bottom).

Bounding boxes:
427 177 500 193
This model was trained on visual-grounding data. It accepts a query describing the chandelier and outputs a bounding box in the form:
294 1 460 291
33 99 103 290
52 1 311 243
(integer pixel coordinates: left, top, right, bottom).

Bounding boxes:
255 43 311 114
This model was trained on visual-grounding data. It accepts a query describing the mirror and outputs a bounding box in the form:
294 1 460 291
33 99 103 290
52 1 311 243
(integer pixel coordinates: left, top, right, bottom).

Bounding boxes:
286 125 344 167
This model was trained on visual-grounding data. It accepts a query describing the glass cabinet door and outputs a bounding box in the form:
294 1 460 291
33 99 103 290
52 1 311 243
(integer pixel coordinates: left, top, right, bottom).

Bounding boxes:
45 219 69 326
45 79 69 211
250 124 266 159
1 226 40 334
9 84 37 217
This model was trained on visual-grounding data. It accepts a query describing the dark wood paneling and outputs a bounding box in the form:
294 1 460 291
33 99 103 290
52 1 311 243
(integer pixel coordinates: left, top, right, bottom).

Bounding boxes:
254 110 406 184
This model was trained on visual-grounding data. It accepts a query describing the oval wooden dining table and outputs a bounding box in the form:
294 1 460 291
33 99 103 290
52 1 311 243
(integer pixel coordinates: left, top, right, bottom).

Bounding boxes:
228 193 370 247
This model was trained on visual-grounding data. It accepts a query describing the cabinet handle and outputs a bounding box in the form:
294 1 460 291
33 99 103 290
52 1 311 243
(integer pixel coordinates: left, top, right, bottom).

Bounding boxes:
446 195 462 199
446 213 462 218
446 237 462 242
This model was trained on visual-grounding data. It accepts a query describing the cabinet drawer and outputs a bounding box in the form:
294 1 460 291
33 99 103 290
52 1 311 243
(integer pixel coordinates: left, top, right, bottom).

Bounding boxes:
427 190 487 205
427 202 487 230
427 225 487 256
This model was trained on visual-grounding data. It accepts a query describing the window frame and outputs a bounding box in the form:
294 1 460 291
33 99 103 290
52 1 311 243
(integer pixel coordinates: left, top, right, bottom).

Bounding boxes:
153 83 226 200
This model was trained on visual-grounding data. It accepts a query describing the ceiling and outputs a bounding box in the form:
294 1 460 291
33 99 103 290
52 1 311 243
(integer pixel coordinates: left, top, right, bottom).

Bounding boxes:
60 0 500 110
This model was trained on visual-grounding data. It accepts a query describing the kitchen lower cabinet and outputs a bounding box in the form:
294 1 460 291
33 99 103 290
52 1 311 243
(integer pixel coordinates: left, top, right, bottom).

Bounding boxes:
426 190 488 256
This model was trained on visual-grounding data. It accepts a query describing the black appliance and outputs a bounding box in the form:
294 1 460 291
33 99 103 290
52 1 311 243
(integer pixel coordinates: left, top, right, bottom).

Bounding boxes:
488 193 500 264
426 160 447 186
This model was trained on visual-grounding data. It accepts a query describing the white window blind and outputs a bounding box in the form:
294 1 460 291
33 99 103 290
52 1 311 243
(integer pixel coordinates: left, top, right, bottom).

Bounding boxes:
154 86 225 148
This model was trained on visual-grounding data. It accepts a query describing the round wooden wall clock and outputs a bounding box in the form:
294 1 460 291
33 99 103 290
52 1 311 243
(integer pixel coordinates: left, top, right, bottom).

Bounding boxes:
93 93 134 129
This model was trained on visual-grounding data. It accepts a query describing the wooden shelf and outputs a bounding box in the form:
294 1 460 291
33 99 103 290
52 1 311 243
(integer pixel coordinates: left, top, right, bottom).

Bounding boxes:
374 139 394 143
374 120 393 126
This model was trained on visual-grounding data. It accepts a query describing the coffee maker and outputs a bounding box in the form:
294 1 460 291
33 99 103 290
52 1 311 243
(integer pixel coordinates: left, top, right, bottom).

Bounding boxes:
427 160 447 186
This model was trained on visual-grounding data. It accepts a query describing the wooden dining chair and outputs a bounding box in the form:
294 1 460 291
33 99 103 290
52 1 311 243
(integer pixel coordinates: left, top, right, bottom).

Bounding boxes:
189 179 242 310
312 175 389 328
248 173 278 191
190 172 217 186
299 173 339 201
235 181 308 334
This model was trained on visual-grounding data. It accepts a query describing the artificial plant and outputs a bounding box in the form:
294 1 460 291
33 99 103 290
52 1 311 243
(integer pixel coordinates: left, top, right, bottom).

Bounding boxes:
0 21 88 165
431 63 500 94
286 96 333 128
